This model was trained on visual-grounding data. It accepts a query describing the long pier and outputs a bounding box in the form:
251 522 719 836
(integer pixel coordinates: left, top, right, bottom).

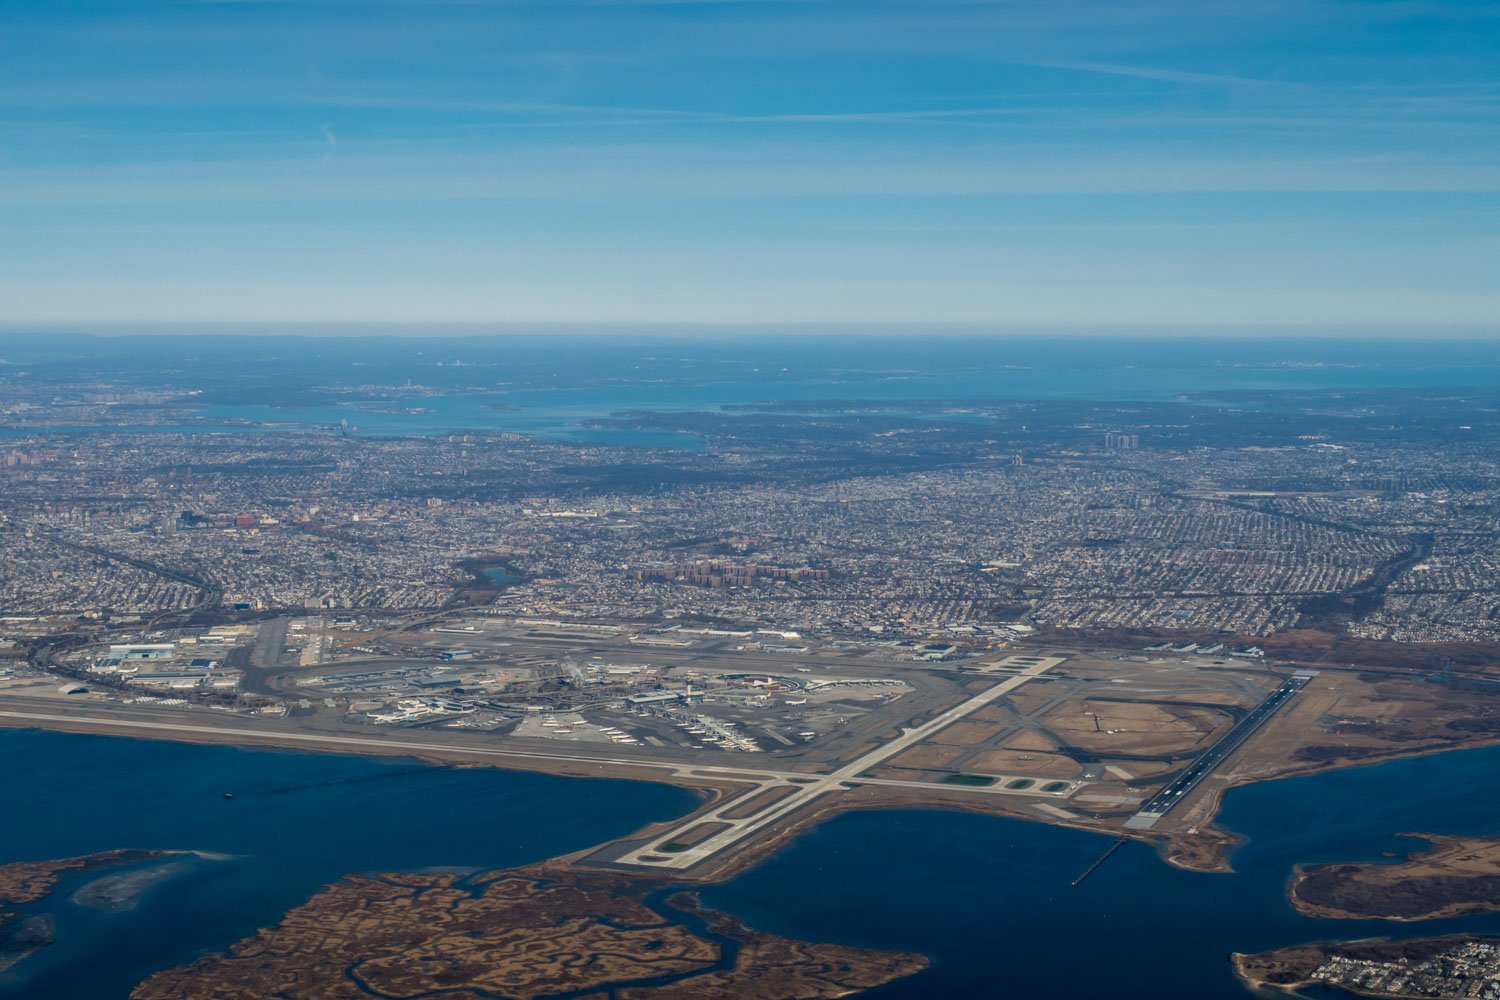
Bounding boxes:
1071 836 1128 887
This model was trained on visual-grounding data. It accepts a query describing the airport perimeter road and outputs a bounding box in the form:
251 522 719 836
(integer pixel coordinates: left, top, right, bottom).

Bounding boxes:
632 656 1067 870
1124 671 1315 830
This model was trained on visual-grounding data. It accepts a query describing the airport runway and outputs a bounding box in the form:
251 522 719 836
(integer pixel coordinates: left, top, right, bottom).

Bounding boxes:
631 656 1068 870
1124 671 1315 829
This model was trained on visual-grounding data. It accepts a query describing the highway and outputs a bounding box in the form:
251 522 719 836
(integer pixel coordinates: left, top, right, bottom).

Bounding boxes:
1124 671 1315 829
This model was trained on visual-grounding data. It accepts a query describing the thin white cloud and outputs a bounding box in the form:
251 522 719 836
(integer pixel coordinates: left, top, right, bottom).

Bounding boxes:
3 144 1497 209
298 94 1063 124
1023 58 1284 89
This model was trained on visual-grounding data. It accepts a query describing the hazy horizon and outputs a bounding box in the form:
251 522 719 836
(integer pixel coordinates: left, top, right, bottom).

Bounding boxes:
4 322 1500 342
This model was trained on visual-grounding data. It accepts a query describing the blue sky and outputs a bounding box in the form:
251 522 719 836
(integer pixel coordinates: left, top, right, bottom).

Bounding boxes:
1 0 1497 328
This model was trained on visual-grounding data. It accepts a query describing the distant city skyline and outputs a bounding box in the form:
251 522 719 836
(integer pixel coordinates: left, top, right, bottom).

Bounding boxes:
2 0 1498 327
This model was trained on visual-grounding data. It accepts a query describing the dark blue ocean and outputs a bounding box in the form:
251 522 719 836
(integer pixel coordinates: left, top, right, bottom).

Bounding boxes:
4 729 1500 999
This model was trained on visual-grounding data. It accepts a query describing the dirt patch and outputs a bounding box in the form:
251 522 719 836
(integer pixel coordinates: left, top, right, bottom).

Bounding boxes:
660 824 733 850
1041 700 1230 756
885 745 965 769
719 787 801 821
928 720 1009 746
967 749 1080 779
1001 729 1062 752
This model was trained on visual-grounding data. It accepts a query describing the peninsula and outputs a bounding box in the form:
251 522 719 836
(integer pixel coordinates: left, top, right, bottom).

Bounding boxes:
1290 835 1500 922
